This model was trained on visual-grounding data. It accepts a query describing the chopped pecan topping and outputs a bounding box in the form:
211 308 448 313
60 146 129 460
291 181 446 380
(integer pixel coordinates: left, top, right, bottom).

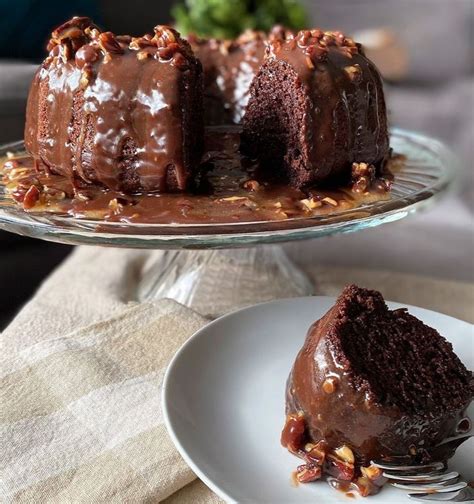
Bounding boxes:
98 32 124 56
304 441 327 466
321 196 338 207
344 64 362 81
326 450 355 481
352 162 376 193
361 465 383 481
219 40 233 56
242 179 260 191
236 29 266 45
75 45 99 69
334 445 355 464
322 377 338 394
137 50 152 61
108 198 124 214
354 467 386 497
299 197 322 211
51 16 93 42
43 186 66 201
310 28 324 39
47 17 96 59
158 42 178 58
22 185 40 209
79 65 94 89
153 25 179 47
116 35 132 45
130 36 155 51
296 463 322 483
269 25 294 42
305 56 315 69
271 28 360 67
84 26 100 40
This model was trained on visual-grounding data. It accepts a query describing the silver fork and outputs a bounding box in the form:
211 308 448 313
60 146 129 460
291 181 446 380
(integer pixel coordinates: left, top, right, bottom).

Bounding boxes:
371 434 473 502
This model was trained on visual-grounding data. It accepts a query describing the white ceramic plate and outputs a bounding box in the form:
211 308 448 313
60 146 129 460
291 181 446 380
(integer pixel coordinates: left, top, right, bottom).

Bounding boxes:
163 297 474 503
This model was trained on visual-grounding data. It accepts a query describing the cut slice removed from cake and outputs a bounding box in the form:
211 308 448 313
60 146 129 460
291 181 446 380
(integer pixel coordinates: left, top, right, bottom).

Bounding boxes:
281 284 473 496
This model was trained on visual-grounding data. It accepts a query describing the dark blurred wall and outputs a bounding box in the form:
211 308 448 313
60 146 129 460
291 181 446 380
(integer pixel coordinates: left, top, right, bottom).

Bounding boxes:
0 0 175 60
0 0 102 60
101 0 174 36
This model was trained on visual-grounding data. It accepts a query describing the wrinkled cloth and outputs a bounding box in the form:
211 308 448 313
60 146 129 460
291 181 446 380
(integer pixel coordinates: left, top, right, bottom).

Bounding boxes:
1 246 473 503
0 296 222 503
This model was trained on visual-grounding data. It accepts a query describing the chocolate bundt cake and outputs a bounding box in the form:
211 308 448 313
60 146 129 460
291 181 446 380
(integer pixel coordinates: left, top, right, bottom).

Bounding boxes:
242 30 390 188
25 17 204 194
282 285 473 496
189 26 292 125
24 19 391 196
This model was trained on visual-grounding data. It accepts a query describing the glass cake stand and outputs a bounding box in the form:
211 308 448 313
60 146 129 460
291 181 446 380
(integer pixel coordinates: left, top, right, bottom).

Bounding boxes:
0 129 457 317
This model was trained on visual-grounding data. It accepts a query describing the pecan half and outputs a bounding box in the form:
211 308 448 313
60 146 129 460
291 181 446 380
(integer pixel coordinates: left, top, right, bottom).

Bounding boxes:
48 16 96 57
98 32 124 56
22 185 40 209
327 456 355 481
304 440 327 466
296 463 322 483
153 25 178 45
52 16 93 42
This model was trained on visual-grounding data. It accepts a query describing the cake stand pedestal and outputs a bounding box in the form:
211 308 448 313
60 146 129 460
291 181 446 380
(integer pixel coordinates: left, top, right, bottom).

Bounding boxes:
137 247 313 318
0 129 457 318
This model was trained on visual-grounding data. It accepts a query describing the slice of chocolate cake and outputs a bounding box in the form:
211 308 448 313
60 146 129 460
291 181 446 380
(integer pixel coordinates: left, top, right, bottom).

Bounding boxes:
281 285 473 496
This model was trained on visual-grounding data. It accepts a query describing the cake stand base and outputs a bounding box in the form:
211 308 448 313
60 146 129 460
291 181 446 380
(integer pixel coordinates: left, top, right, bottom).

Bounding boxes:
136 246 314 318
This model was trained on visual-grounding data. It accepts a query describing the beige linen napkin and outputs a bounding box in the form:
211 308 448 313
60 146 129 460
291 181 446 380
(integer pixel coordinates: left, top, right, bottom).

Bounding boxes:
0 299 221 503
3 247 473 360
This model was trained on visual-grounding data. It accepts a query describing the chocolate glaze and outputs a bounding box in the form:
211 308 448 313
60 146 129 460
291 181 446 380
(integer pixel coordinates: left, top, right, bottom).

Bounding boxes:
242 30 390 187
284 285 473 469
25 18 204 194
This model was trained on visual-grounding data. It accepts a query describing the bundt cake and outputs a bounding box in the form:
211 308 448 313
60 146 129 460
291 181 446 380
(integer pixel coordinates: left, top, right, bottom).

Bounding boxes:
24 19 391 196
24 17 204 194
242 30 390 188
189 26 293 125
281 285 473 495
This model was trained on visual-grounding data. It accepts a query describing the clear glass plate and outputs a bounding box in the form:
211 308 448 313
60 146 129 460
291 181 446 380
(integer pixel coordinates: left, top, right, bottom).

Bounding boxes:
0 129 457 249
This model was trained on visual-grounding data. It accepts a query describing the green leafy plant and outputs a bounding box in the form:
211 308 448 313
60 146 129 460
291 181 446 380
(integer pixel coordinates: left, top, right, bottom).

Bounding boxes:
172 0 308 39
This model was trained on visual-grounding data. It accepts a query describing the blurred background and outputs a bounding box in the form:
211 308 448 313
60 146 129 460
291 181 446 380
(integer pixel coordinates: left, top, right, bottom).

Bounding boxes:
0 0 472 328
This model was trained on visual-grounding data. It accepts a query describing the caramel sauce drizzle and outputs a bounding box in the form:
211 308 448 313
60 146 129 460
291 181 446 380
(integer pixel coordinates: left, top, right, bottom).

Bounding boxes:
1 129 395 226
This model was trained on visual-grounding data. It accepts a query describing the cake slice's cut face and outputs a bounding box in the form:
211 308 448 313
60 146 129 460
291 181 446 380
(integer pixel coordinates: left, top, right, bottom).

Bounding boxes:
329 288 473 416
240 59 312 186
